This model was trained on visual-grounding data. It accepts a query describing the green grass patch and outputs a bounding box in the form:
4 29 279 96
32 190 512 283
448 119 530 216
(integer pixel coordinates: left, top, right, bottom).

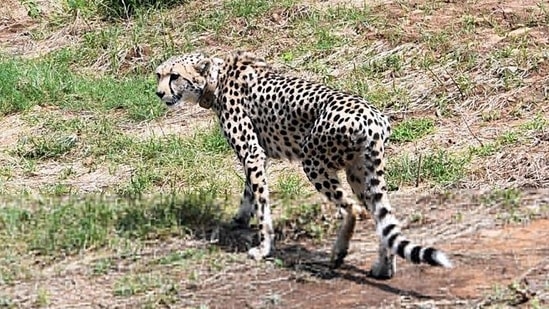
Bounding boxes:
278 5 373 65
14 134 77 160
91 258 114 275
390 118 435 143
0 191 225 259
387 150 470 189
20 0 41 18
224 0 274 20
468 132 518 158
106 128 233 196
360 54 405 77
0 52 164 120
480 188 538 224
61 0 182 20
6 113 234 197
469 119 545 158
480 188 521 209
114 272 176 297
194 126 232 154
520 113 548 132
275 173 309 201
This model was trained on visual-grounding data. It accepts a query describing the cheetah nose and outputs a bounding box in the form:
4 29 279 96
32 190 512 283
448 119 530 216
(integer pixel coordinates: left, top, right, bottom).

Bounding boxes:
156 91 165 99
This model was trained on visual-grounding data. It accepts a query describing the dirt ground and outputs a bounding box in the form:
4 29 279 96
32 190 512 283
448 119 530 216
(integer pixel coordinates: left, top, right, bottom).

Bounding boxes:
3 190 547 308
180 190 549 309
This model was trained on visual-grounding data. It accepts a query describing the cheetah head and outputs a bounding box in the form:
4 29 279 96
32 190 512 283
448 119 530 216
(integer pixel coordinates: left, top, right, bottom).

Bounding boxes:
155 53 222 109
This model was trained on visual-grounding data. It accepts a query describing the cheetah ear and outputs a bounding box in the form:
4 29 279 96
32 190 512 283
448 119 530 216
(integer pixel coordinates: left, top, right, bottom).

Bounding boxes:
194 59 211 76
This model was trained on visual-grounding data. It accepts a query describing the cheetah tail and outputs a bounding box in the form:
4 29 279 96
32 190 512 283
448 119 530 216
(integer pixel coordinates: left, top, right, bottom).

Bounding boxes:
375 208 452 268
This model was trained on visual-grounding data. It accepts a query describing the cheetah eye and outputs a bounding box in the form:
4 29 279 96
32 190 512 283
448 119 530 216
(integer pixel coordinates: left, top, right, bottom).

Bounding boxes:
170 73 180 81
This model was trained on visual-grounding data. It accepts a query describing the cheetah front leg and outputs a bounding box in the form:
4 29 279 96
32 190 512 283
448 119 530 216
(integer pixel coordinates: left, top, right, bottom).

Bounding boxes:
241 151 275 260
218 110 274 259
232 182 254 228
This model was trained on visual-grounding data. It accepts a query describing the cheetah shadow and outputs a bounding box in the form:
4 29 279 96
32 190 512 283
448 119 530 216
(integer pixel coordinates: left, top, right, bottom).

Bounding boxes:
208 224 433 300
118 195 432 299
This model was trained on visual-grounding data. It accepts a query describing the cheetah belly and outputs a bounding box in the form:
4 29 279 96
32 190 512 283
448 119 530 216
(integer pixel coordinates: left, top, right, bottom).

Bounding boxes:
251 111 310 161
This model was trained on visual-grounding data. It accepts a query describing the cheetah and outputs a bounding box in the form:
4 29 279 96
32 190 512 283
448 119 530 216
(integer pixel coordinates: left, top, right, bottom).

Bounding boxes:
155 51 452 279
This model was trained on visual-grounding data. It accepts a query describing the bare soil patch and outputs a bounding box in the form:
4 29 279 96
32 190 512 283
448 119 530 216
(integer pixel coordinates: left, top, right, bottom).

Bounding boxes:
3 191 547 308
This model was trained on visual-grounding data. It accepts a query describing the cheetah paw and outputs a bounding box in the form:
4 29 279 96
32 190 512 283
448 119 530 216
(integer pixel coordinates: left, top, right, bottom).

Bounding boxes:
230 215 250 229
247 246 270 260
369 261 395 280
330 249 348 269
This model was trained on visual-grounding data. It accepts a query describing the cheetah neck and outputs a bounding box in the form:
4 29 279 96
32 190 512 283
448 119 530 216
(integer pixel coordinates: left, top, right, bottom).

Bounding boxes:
198 57 223 109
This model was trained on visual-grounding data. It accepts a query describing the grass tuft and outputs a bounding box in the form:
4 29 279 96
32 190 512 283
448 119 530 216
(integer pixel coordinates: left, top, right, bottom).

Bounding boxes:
275 173 309 201
391 118 435 143
387 150 470 190
0 191 225 258
15 134 77 160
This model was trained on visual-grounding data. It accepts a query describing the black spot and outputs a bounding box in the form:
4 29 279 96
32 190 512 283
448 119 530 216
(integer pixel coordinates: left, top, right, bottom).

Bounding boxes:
410 246 422 264
396 240 410 259
382 224 396 237
373 192 383 202
334 190 343 200
348 174 358 183
370 178 380 186
423 247 439 266
378 207 389 221
315 183 322 191
387 233 399 248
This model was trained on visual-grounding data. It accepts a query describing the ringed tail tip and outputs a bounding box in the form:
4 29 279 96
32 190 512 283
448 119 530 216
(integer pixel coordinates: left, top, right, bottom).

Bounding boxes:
434 250 453 268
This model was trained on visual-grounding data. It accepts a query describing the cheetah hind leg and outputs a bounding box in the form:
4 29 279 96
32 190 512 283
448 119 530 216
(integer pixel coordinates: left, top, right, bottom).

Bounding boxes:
370 243 396 279
302 161 357 268
360 142 399 279
344 152 395 279
331 204 358 268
